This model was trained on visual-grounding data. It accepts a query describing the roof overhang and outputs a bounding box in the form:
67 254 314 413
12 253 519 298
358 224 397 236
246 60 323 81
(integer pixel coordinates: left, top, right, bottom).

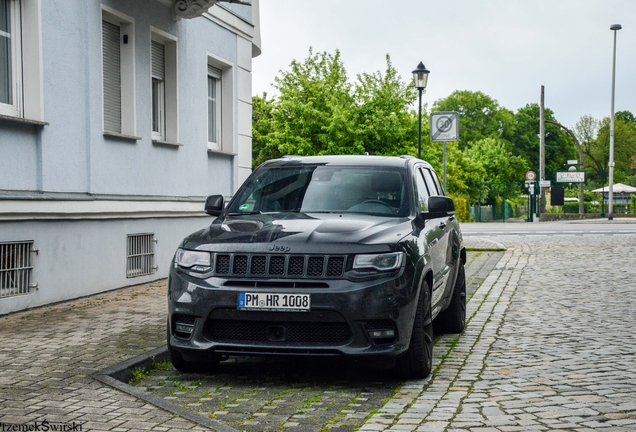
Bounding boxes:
173 0 250 19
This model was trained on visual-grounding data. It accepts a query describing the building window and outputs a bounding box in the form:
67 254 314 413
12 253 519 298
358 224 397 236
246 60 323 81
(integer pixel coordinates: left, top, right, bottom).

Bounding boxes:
207 65 222 149
126 233 157 278
0 0 43 121
150 28 178 143
206 54 233 154
151 41 165 140
101 6 135 136
0 0 21 117
1 241 34 298
102 20 121 133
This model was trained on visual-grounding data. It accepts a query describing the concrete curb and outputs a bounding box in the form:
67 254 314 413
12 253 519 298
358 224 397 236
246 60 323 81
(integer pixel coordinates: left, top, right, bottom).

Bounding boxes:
464 236 507 251
92 347 238 432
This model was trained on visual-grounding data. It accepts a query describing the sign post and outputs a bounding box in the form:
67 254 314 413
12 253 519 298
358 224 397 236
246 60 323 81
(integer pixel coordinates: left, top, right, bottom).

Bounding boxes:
430 112 460 191
525 171 538 219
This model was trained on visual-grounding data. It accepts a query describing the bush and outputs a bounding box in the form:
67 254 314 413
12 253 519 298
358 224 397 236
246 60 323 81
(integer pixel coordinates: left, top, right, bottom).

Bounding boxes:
562 202 578 213
451 196 470 222
631 195 636 214
564 202 603 214
613 204 631 214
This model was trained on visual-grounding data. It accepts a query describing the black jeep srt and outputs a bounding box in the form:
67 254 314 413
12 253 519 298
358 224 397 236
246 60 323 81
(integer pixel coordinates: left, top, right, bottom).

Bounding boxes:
167 155 466 379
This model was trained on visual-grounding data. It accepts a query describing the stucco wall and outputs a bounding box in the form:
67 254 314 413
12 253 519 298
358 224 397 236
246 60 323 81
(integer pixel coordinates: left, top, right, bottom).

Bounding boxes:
0 216 213 315
0 0 257 314
0 0 247 198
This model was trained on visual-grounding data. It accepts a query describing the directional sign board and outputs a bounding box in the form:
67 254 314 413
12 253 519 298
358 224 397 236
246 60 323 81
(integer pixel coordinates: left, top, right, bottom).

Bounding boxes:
430 112 459 142
556 172 585 183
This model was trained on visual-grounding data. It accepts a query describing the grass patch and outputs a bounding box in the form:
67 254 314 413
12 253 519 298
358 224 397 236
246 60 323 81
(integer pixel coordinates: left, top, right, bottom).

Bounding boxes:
128 357 174 384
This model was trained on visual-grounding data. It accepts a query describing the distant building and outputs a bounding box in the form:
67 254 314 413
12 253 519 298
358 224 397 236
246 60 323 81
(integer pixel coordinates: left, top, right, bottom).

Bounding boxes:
0 0 261 314
592 183 636 205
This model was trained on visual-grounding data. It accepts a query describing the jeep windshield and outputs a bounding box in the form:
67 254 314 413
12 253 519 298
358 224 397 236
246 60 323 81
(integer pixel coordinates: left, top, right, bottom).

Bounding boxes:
227 165 409 217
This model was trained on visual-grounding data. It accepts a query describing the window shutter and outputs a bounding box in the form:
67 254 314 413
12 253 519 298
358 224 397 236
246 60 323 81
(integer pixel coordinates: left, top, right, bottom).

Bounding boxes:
151 41 165 80
207 64 222 78
102 20 121 133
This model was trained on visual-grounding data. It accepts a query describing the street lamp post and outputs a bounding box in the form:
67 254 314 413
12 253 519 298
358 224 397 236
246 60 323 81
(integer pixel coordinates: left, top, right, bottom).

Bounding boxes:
412 62 430 159
608 24 622 220
601 168 606 218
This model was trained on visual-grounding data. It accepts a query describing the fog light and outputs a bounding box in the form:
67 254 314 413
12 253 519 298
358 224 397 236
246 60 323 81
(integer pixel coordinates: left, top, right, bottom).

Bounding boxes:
369 329 395 339
175 323 194 334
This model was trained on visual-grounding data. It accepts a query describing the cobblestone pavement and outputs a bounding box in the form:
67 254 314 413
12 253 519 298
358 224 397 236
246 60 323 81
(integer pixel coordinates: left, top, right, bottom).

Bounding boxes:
2 232 635 431
360 233 636 431
0 282 209 431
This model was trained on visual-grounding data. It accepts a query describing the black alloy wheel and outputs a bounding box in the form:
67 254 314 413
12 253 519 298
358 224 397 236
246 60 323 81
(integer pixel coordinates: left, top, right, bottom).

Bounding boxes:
395 281 433 379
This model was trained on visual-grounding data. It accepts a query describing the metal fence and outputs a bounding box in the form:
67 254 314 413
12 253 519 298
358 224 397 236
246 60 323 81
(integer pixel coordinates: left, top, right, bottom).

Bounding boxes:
126 233 157 278
1 241 34 298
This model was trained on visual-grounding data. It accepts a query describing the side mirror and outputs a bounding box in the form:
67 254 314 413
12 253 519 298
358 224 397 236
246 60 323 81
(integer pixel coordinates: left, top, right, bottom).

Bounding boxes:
429 196 455 214
420 196 455 220
204 195 224 216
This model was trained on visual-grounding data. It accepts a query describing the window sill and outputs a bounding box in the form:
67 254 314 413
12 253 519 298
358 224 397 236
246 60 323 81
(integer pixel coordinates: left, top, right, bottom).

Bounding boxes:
103 131 142 141
153 139 183 147
207 148 237 156
0 114 49 126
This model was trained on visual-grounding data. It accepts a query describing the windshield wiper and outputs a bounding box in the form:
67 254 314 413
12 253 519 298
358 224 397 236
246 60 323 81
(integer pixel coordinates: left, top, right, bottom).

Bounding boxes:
226 211 262 216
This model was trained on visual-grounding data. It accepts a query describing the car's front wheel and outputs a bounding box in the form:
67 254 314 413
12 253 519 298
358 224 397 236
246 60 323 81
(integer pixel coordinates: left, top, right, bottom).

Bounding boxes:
395 281 433 379
167 321 219 373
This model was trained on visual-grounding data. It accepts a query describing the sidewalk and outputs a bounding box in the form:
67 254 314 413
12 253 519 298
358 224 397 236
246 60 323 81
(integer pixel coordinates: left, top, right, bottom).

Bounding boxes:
0 281 208 431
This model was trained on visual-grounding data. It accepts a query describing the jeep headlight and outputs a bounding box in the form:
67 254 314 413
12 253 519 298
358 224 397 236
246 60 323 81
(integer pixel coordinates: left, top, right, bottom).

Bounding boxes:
175 248 211 270
353 252 404 271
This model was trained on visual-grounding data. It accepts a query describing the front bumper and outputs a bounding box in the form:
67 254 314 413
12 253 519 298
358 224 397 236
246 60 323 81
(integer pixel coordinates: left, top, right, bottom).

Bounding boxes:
167 266 419 360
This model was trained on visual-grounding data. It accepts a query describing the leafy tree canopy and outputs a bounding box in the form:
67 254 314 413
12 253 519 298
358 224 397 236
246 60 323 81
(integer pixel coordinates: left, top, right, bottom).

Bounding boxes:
432 90 514 149
354 55 419 156
252 48 587 206
510 104 577 178
576 113 636 185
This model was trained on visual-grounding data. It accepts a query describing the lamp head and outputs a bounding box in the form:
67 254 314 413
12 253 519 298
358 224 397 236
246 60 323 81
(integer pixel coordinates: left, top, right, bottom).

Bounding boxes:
412 61 430 90
610 24 622 31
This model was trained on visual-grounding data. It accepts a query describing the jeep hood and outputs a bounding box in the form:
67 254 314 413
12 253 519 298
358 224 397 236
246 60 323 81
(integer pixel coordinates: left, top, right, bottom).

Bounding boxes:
182 213 412 249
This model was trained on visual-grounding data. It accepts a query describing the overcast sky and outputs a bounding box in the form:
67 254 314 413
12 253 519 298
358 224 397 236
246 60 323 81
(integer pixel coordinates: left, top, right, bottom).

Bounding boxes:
252 0 636 129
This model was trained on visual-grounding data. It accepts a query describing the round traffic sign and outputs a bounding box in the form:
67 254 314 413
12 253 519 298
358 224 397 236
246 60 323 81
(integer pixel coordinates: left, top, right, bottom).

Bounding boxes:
526 171 536 181
435 116 453 133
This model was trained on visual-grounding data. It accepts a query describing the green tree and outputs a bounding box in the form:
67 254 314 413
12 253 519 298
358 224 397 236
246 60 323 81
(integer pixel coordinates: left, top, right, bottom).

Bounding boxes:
354 55 419 156
467 137 529 184
432 90 514 149
616 110 636 128
575 115 604 185
268 48 363 157
595 117 636 183
510 104 576 178
252 93 279 168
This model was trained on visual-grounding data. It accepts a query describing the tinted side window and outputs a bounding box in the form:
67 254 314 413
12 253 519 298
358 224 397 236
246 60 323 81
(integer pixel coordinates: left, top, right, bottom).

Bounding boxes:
422 168 442 196
415 168 430 212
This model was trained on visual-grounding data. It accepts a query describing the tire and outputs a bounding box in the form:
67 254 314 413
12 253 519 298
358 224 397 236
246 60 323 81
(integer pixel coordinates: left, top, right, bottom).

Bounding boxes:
167 321 219 373
434 262 467 334
395 281 433 379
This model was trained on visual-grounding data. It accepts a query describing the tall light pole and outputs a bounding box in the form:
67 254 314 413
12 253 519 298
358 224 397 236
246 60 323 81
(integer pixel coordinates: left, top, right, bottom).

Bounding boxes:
412 62 430 159
608 24 621 220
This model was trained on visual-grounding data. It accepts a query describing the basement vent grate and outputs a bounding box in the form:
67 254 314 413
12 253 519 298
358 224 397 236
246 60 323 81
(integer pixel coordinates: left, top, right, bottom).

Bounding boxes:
1 241 35 298
127 233 157 278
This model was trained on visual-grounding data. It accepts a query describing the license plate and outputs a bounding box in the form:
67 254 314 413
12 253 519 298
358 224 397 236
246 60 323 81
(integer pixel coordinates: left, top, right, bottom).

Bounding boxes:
238 292 310 312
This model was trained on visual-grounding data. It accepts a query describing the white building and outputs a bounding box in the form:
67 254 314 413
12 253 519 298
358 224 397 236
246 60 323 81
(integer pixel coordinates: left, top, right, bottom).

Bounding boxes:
0 0 261 314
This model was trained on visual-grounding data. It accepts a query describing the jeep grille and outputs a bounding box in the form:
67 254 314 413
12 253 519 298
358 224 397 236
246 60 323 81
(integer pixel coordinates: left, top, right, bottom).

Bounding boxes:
213 254 346 278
